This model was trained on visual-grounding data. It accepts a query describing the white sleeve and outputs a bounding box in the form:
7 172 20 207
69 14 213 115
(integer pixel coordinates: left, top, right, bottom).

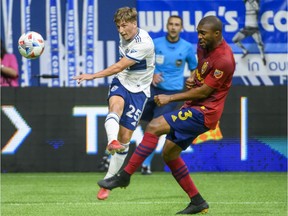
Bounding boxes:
126 41 154 63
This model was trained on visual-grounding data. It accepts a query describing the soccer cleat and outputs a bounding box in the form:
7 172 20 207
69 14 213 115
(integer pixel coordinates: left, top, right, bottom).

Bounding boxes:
106 140 125 155
141 165 152 175
176 201 209 214
97 188 110 200
98 170 130 190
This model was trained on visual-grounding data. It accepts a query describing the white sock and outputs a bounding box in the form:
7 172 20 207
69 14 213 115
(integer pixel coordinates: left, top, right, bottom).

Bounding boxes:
104 143 130 179
105 112 120 144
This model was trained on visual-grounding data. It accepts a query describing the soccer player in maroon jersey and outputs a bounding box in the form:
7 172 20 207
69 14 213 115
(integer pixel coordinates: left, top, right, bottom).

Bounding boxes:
98 15 236 214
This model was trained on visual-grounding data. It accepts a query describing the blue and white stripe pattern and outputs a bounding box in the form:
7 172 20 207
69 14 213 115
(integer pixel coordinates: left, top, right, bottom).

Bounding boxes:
20 0 31 87
233 75 287 86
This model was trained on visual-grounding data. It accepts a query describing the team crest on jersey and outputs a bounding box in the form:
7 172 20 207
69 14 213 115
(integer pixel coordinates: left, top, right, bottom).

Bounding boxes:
214 69 224 79
201 62 209 74
111 85 119 92
195 69 204 83
176 59 183 67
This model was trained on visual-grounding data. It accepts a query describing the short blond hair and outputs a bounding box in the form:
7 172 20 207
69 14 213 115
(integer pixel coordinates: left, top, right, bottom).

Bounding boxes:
113 7 137 24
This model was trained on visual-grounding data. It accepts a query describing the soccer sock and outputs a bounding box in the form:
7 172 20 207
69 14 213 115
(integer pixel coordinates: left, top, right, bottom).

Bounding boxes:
104 142 129 179
142 150 155 168
105 112 120 144
190 193 205 205
166 157 199 198
124 132 159 175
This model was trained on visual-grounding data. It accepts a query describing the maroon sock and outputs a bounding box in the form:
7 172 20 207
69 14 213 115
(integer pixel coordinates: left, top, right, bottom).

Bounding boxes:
166 157 199 198
124 132 158 174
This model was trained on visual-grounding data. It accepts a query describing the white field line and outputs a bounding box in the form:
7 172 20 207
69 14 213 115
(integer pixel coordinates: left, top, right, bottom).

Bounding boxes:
9 173 287 178
2 201 287 206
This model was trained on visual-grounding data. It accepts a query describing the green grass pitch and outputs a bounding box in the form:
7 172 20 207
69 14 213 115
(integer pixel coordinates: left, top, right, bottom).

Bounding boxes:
1 172 287 216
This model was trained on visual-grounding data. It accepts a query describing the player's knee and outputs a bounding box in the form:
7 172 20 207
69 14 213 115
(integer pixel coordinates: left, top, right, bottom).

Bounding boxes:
146 116 169 136
146 119 161 133
146 122 157 132
232 37 238 43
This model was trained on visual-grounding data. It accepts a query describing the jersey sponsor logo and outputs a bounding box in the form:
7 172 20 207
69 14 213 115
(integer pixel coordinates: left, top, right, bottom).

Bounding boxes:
111 85 119 92
129 49 137 54
214 69 224 79
201 62 209 74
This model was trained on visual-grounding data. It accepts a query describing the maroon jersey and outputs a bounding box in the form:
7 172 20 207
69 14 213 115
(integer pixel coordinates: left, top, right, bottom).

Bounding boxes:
183 39 235 129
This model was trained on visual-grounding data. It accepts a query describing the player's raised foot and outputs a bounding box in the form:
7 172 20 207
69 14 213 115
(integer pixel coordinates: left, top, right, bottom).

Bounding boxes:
176 201 209 214
97 188 110 200
98 170 131 190
106 140 125 155
262 57 267 66
241 50 249 59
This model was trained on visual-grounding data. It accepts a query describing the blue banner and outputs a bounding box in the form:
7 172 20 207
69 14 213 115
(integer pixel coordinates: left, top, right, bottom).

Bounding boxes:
5 0 286 86
65 0 79 87
47 0 62 87
137 0 288 86
20 0 32 87
82 0 97 87
2 0 14 53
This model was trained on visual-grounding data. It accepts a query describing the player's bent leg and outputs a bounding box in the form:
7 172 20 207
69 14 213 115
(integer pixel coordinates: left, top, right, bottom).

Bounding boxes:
97 132 161 190
97 143 130 199
162 141 209 214
106 145 129 178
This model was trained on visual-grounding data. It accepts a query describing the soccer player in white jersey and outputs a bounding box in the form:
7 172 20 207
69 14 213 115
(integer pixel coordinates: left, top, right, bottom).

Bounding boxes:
73 7 155 200
232 0 266 65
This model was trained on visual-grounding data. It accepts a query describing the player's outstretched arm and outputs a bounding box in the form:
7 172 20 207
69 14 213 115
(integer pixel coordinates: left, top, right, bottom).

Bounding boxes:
72 74 95 84
155 83 215 106
73 57 136 84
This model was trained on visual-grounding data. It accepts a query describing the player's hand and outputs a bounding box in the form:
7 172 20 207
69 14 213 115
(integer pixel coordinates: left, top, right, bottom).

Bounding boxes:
186 70 197 89
185 76 196 89
154 94 170 106
72 74 95 84
152 73 163 86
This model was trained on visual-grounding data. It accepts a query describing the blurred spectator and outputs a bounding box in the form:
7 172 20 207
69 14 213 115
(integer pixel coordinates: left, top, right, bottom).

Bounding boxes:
1 39 19 87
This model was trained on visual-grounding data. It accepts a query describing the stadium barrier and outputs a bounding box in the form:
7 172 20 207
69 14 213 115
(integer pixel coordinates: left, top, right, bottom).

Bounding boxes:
1 86 287 172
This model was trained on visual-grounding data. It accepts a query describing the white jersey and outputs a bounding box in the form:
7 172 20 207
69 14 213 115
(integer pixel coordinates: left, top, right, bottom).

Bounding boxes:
116 28 155 97
244 0 259 28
